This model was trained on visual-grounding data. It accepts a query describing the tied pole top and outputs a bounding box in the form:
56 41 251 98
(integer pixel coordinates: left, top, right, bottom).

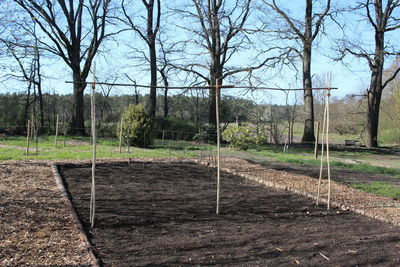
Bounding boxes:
91 62 96 91
325 72 332 98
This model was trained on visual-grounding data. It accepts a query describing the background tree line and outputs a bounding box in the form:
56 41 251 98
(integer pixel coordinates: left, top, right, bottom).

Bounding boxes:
1 84 398 145
1 1 400 147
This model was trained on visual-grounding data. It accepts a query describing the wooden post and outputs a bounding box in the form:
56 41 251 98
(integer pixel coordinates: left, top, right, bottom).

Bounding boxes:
63 130 67 147
89 64 97 228
34 120 38 155
143 131 146 148
326 73 332 210
63 117 67 147
54 114 59 148
118 117 123 154
26 120 31 156
215 79 221 215
316 72 333 210
161 130 165 146
30 117 34 140
316 103 327 206
314 121 320 159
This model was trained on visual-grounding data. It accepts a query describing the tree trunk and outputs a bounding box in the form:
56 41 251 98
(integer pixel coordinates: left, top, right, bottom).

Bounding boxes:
149 42 157 118
301 43 315 143
366 91 380 147
366 27 385 148
70 71 87 135
366 72 383 147
36 48 45 132
164 89 168 118
160 71 169 118
209 88 217 124
23 83 32 131
209 76 222 124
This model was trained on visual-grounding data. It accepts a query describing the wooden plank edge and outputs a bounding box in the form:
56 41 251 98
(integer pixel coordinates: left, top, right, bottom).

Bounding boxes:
51 163 103 267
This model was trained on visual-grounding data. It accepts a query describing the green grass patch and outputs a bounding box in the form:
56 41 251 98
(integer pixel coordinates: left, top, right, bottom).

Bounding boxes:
352 182 400 200
332 162 400 178
0 146 199 161
250 147 400 179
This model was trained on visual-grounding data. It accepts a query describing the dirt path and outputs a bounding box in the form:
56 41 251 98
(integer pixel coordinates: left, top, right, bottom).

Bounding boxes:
60 160 400 266
0 160 92 266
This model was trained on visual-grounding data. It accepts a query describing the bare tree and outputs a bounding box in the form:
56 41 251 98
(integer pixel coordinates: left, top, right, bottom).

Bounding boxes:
338 0 400 147
283 90 299 143
173 0 278 125
14 0 115 135
0 17 44 130
156 34 180 119
260 0 332 143
122 0 161 118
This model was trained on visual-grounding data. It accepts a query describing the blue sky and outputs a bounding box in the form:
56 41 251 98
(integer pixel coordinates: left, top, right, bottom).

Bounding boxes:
0 0 395 105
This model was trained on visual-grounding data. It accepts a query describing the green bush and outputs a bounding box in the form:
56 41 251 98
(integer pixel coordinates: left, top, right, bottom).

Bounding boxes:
222 124 267 150
193 124 217 143
154 117 198 140
116 104 153 147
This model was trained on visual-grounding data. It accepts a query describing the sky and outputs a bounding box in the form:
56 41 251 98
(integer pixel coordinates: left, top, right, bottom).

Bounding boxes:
0 0 395 105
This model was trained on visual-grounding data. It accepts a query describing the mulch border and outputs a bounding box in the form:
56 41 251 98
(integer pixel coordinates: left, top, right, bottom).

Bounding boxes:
201 158 400 227
51 163 102 267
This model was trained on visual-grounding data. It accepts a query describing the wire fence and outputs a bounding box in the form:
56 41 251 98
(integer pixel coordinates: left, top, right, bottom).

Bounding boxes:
0 124 222 158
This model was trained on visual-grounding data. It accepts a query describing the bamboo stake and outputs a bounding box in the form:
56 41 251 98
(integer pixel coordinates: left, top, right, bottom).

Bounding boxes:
215 79 221 215
30 117 34 140
63 130 67 147
316 73 333 209
316 101 327 205
314 121 320 159
89 63 97 228
26 120 31 156
118 117 123 154
143 131 146 148
326 73 332 210
126 126 130 153
34 120 38 155
54 114 59 148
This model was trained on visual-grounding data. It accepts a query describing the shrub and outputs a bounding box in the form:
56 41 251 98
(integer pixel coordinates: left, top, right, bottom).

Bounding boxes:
116 104 153 147
193 124 217 143
153 117 198 140
222 124 267 150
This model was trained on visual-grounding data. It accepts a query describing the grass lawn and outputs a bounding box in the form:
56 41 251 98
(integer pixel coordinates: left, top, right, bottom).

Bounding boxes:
0 135 212 161
1 134 399 200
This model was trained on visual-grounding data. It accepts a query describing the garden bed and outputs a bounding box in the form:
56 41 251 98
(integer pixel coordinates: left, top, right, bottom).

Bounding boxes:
59 159 400 266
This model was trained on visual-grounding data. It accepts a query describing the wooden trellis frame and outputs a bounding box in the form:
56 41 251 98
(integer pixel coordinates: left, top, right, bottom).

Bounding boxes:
316 73 333 209
67 79 338 224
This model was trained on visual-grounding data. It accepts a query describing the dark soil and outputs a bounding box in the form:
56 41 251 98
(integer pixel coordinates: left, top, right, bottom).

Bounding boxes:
60 161 400 266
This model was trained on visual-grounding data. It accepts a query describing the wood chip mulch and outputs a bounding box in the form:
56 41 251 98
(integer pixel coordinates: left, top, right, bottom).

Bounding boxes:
0 160 92 266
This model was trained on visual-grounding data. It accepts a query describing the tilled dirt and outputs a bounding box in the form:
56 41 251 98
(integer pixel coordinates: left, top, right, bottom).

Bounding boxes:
60 160 400 266
0 160 92 266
